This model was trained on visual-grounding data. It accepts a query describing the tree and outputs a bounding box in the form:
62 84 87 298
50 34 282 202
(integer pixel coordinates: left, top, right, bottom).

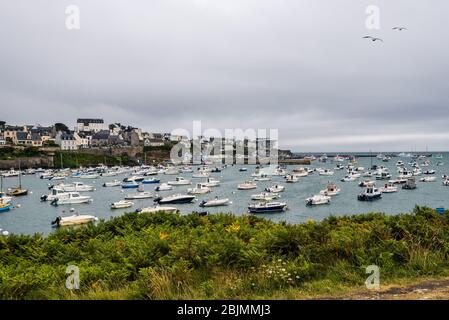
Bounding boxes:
0 121 5 129
55 123 69 133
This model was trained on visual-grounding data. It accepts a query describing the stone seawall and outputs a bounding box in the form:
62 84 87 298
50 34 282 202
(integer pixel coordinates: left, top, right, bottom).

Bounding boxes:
0 157 54 169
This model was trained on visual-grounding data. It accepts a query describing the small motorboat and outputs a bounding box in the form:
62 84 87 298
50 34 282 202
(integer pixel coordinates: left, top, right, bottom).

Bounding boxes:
265 185 285 193
192 171 211 178
419 177 436 182
341 175 357 182
41 188 69 202
124 192 154 200
51 210 98 227
239 167 248 172
0 228 9 236
142 178 161 184
154 194 196 204
164 168 180 175
375 171 392 180
155 183 173 191
285 175 299 183
319 183 340 196
358 180 376 188
167 177 191 186
123 176 145 183
443 179 449 186
237 181 257 190
50 192 92 206
318 169 334 176
8 188 28 197
202 178 220 187
251 192 280 201
254 174 271 182
358 187 382 201
78 173 100 179
121 181 140 189
423 170 436 175
389 177 408 185
187 184 211 195
379 183 398 193
103 180 121 187
111 200 134 209
199 197 231 207
402 178 417 190
248 201 287 213
306 195 331 206
292 167 309 177
56 182 95 192
136 206 179 214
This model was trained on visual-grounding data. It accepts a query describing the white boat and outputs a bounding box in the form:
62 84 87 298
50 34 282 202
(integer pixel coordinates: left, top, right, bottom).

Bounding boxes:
168 177 191 186
124 192 154 200
341 175 357 182
78 173 100 179
202 178 220 187
1 170 20 177
103 180 121 187
111 200 134 209
285 175 299 183
51 192 92 206
51 210 98 227
0 228 9 236
319 183 340 196
199 197 231 207
251 192 280 201
55 182 95 192
137 206 179 214
155 183 173 191
101 171 119 177
423 170 436 175
187 183 211 195
41 188 69 202
306 195 331 206
389 177 408 185
379 183 398 193
254 174 271 182
419 177 436 182
238 181 257 190
442 179 449 186
292 167 309 177
164 167 180 175
265 184 285 193
375 171 392 180
180 167 193 173
358 180 376 187
318 169 334 176
358 187 382 201
192 171 210 178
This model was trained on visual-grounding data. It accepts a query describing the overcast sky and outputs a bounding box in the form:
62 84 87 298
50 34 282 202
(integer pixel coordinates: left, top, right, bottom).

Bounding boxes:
1 0 449 152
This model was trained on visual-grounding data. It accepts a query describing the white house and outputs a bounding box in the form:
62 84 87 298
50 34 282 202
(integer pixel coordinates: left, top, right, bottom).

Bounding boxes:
75 119 105 133
55 132 79 150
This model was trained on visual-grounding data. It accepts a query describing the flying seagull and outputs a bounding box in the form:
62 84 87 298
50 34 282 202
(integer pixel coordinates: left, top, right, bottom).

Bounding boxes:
363 36 383 42
392 27 407 31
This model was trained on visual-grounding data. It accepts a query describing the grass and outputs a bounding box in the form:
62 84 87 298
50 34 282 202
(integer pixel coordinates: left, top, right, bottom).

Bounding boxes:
1 206 449 299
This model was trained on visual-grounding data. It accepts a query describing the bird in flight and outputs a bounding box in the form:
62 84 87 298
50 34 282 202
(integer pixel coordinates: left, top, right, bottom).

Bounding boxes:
392 27 407 31
363 36 383 42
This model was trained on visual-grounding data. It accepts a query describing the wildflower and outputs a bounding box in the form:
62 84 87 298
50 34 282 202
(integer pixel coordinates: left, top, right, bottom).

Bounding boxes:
159 231 169 240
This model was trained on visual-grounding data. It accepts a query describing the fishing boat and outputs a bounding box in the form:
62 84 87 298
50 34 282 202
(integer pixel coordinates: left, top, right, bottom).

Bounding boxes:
402 178 417 190
153 194 196 204
155 183 173 192
167 177 191 186
320 183 340 196
136 206 179 214
265 185 285 193
379 183 398 193
50 192 92 206
248 201 287 213
237 181 257 190
142 178 160 184
357 187 382 201
110 200 134 209
103 180 122 187
124 192 154 200
251 192 280 201
187 184 211 195
199 197 231 207
51 210 98 227
305 195 331 206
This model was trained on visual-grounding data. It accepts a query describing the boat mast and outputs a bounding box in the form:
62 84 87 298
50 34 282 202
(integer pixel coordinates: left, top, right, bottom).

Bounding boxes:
18 160 22 188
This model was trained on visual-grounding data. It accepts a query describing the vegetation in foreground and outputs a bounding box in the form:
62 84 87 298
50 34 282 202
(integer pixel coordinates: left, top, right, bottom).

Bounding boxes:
1 206 449 300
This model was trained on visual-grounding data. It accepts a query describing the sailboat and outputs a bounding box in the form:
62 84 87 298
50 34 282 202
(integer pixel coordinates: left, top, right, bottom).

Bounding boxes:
8 162 28 197
0 176 13 212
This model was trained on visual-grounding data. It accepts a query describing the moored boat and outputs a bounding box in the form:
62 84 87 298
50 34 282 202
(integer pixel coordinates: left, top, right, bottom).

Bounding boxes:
111 200 134 209
248 201 287 213
358 187 382 201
